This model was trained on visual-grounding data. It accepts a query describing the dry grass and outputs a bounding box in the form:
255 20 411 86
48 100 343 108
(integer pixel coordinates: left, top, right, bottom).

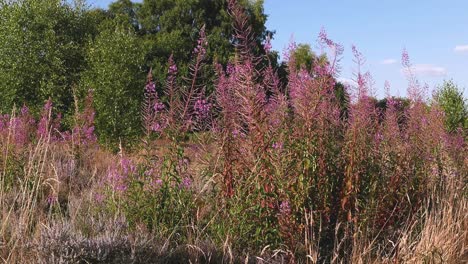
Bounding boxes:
1 129 467 263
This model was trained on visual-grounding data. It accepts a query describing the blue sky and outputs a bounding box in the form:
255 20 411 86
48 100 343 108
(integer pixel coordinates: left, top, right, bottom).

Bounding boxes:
94 0 468 98
263 0 468 98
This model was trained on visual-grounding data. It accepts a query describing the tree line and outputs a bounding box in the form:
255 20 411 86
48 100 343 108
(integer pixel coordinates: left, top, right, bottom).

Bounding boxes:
0 0 275 144
0 0 465 145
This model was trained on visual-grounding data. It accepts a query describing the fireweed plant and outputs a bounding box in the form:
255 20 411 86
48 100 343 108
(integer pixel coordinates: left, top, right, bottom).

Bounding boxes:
0 0 466 262
94 25 213 242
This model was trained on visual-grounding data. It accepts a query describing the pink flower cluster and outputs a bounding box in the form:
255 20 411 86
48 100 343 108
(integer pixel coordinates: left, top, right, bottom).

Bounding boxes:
193 99 211 120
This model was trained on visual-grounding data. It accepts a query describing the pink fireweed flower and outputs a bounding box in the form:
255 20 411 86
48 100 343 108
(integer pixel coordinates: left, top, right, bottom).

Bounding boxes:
114 184 128 192
0 114 9 133
167 54 178 78
318 27 334 47
232 129 246 138
36 99 62 141
177 158 190 173
37 99 53 139
152 178 163 188
8 105 34 147
226 63 236 75
318 28 343 76
144 168 154 177
279 201 291 215
272 142 283 150
374 131 384 145
71 91 97 145
106 159 135 193
168 63 178 76
46 194 58 205
94 193 105 204
143 68 168 134
151 123 163 132
179 177 192 190
145 81 156 94
401 48 411 68
193 99 211 119
193 25 208 57
166 53 179 88
384 80 391 97
401 49 425 102
121 157 136 176
153 102 166 112
264 34 272 54
283 36 297 64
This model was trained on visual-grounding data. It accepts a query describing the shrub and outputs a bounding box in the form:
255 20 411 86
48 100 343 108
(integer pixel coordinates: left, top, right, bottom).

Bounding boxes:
81 16 146 145
0 0 97 114
434 80 467 133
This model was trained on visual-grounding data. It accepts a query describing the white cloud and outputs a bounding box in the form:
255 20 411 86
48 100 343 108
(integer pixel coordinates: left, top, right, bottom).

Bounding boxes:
454 45 468 52
381 59 397 65
401 64 446 77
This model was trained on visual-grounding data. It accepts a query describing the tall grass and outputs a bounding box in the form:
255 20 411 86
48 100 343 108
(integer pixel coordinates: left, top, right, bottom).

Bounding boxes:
1 0 467 263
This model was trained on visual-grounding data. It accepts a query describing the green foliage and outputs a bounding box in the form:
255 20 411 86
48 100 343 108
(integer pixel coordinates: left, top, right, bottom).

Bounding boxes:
99 141 197 242
290 44 350 118
81 17 146 145
334 82 350 119
0 0 98 114
292 44 315 70
0 0 271 144
291 43 328 71
435 80 467 133
136 0 269 89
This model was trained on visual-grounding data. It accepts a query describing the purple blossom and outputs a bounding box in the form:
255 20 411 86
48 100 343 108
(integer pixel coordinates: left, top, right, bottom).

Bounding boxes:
283 38 297 63
279 201 291 215
143 68 168 134
0 114 9 133
145 81 156 94
374 131 384 145
153 178 163 187
121 157 136 176
94 193 105 204
10 106 34 146
264 34 272 53
72 91 97 145
168 56 178 76
144 169 154 176
151 123 163 132
194 99 211 119
272 142 283 150
226 63 236 75
179 177 192 190
106 163 128 193
232 129 245 138
114 184 128 192
193 26 208 57
37 100 53 139
153 102 166 112
318 27 334 47
384 80 391 96
401 48 411 68
47 194 58 205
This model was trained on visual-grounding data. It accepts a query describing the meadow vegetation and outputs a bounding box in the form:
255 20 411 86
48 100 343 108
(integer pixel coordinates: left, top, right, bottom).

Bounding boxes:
0 0 467 263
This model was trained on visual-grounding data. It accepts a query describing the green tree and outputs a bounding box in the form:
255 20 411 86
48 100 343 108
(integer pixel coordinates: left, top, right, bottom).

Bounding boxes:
81 17 146 145
434 80 467 133
289 43 350 118
0 0 98 113
108 0 140 31
134 0 270 87
290 43 328 71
